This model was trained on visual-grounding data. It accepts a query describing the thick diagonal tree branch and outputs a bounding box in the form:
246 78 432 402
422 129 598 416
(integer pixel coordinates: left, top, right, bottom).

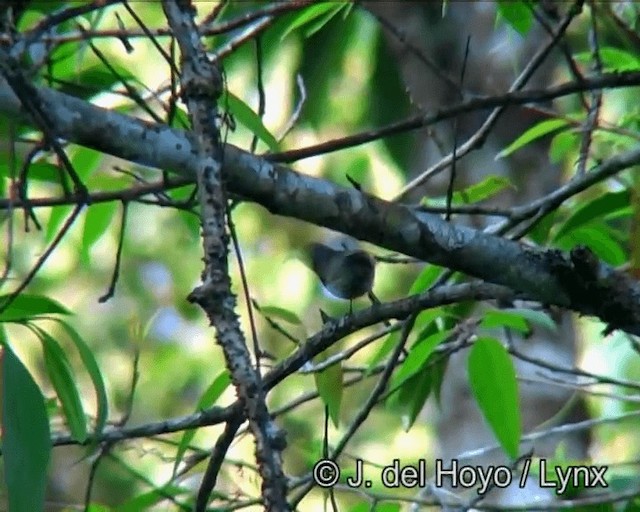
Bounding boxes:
160 1 288 510
0 76 640 334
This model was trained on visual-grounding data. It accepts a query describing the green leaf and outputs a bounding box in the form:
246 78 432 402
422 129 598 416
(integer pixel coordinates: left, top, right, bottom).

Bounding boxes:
377 504 401 512
55 319 109 439
389 330 450 391
396 370 433 430
258 305 302 325
497 0 533 35
610 474 640 497
367 329 400 370
18 0 67 18
549 130 578 164
367 308 443 375
359 502 400 512
574 47 640 72
497 118 569 159
304 3 349 38
526 210 556 246
369 21 413 169
223 92 279 152
348 503 372 512
453 175 514 204
28 162 64 183
507 308 557 333
338 154 369 188
116 484 188 512
314 354 343 427
393 353 448 430
37 329 88 443
408 265 444 294
56 64 135 100
70 146 102 181
411 310 442 341
428 353 448 408
82 202 117 264
480 307 558 336
480 310 531 334
553 190 630 242
279 3 344 40
173 370 231 476
468 337 520 460
0 162 62 184
169 106 191 130
556 225 627 266
0 294 71 322
45 205 74 243
624 500 640 512
84 504 112 512
2 337 51 512
593 128 640 151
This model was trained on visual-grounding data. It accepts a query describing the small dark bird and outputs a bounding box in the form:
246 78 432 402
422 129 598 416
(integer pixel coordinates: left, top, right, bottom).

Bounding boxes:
309 242 376 302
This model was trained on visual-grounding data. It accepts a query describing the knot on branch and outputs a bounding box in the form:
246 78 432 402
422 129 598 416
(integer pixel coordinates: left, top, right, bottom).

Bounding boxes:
181 62 223 102
267 422 288 451
550 245 640 335
187 283 226 316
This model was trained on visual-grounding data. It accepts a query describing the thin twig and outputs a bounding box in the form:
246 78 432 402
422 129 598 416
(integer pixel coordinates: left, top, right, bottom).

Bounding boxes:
250 35 265 154
194 415 244 512
290 313 418 508
278 74 306 142
445 35 470 220
575 0 603 176
99 200 129 303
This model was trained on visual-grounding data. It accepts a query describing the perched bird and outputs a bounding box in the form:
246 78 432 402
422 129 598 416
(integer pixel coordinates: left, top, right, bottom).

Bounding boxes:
309 242 376 308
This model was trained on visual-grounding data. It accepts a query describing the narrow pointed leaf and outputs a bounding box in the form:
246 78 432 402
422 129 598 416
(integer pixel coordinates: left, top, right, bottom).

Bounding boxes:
314 353 343 427
497 118 569 159
55 319 109 438
223 92 279 152
38 330 88 442
2 340 51 512
173 370 231 476
468 337 520 459
0 294 71 322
